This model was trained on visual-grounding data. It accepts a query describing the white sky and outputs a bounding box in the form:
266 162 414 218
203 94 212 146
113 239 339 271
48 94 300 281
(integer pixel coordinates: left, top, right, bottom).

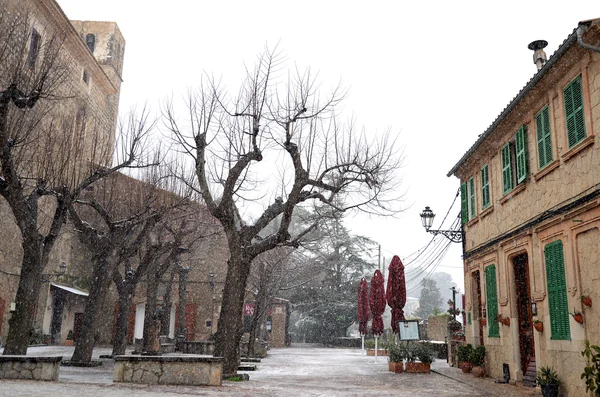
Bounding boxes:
57 0 600 296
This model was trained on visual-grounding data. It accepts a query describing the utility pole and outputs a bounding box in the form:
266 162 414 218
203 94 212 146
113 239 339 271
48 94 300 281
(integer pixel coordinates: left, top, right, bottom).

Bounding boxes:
378 244 381 271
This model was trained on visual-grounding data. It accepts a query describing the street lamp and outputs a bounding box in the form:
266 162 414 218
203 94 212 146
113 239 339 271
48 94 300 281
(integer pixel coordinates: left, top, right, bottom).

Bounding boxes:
41 261 67 282
419 206 464 243
209 272 215 334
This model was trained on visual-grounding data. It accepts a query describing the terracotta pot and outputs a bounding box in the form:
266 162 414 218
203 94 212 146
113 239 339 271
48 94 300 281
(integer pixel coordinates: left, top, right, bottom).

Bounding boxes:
534 322 543 332
459 361 473 373
479 318 487 327
389 361 404 373
502 317 510 326
472 365 485 377
573 314 584 324
406 362 430 373
367 349 388 356
582 296 592 308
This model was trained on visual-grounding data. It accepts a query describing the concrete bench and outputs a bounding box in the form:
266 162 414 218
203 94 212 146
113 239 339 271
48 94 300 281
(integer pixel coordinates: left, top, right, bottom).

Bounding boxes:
0 356 62 381
113 355 223 386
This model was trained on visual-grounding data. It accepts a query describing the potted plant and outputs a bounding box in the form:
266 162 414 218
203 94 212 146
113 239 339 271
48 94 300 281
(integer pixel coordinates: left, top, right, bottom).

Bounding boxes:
388 343 406 373
536 366 560 397
406 343 433 373
448 319 462 332
581 294 592 308
457 343 474 373
502 317 510 326
581 340 600 396
571 309 584 324
469 345 486 377
533 319 543 332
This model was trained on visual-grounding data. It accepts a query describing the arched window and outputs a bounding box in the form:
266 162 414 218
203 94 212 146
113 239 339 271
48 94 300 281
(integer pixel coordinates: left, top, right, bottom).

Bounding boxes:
85 33 95 53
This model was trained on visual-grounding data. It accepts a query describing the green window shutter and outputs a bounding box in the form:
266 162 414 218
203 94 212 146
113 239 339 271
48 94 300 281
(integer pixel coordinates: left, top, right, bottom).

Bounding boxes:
501 143 513 194
461 182 468 225
515 125 527 184
564 75 586 148
545 240 570 340
485 265 500 338
481 164 490 209
468 177 476 219
536 106 553 169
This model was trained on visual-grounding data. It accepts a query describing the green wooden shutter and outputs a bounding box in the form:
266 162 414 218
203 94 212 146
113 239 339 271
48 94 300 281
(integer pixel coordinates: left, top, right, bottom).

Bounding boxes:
515 126 527 184
564 75 586 148
468 177 476 219
545 240 570 340
501 143 513 194
485 265 500 338
461 182 468 225
536 106 553 169
481 164 490 209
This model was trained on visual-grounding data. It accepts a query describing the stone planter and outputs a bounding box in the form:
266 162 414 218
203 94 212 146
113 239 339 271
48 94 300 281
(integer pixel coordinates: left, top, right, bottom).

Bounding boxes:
388 361 404 373
472 365 485 377
405 362 430 373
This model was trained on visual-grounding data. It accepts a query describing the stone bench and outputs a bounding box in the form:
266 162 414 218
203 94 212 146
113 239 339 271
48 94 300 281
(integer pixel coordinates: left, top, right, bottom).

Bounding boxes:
113 355 223 386
179 340 214 355
0 356 62 381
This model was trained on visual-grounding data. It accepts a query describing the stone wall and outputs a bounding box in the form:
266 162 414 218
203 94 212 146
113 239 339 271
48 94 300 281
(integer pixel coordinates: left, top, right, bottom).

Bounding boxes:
0 356 62 381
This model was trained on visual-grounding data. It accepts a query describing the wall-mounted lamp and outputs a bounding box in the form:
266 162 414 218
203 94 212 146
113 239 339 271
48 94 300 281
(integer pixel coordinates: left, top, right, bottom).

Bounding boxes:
419 206 464 243
482 307 487 318
531 299 538 316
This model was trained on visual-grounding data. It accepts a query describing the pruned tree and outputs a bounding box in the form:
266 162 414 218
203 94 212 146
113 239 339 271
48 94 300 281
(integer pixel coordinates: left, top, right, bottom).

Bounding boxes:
0 5 140 355
164 47 404 374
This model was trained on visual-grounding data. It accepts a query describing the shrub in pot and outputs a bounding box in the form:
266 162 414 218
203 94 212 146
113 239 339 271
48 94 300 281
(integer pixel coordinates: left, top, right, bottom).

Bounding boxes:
406 343 432 373
388 344 406 373
457 344 474 373
469 345 486 377
536 366 560 397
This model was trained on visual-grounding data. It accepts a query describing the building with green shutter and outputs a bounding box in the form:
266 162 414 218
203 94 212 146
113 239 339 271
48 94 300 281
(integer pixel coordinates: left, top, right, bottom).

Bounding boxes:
447 18 600 396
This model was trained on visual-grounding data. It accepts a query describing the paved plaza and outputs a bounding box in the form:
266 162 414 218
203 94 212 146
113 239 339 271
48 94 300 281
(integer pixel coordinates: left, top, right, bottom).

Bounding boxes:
0 345 542 396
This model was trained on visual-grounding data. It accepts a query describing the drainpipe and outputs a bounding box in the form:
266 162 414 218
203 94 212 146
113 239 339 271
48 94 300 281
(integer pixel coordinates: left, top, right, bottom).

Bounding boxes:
576 24 600 54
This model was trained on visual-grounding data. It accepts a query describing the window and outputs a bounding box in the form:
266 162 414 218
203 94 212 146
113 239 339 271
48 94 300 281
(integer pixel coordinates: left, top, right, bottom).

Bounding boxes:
501 125 528 194
468 176 476 220
85 33 96 53
545 240 570 340
485 265 499 338
481 164 490 210
563 75 586 148
461 177 477 224
27 29 41 68
536 106 553 169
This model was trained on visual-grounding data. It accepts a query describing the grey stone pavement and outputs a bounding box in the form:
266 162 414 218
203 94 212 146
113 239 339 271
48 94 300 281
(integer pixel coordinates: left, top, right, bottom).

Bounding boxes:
0 345 542 397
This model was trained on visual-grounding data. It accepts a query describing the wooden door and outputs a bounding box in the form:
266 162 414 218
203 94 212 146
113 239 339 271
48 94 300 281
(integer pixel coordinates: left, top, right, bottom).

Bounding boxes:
472 271 484 345
514 254 534 374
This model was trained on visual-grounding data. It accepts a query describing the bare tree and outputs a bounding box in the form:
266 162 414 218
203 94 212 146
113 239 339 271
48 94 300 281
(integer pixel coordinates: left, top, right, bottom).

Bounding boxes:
164 47 404 374
0 5 143 355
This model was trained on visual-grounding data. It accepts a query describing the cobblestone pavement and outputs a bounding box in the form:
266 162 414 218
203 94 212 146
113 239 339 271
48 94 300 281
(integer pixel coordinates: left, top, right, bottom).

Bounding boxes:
0 345 541 397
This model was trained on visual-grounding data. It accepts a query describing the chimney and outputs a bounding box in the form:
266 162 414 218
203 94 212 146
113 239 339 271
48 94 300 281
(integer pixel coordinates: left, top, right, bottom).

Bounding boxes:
528 40 548 71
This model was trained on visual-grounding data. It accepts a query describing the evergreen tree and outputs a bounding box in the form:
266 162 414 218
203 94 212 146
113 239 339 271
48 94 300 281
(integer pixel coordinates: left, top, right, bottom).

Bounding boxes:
415 278 443 319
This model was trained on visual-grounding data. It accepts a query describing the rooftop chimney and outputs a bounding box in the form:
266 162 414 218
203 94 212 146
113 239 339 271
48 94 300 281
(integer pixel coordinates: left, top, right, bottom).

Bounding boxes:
528 40 548 71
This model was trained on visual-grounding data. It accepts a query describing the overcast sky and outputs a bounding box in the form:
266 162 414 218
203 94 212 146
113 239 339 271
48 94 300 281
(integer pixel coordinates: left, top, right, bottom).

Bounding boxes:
57 0 599 295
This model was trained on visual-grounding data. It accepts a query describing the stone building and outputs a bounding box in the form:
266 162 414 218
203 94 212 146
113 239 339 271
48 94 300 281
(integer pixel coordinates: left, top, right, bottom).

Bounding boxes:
448 18 600 396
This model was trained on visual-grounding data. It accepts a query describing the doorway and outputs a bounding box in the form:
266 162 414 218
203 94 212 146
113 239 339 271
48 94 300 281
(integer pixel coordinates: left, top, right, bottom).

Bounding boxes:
513 254 535 385
472 271 484 345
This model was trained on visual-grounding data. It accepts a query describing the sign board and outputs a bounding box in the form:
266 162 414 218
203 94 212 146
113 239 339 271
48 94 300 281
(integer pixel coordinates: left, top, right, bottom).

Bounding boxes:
398 320 420 341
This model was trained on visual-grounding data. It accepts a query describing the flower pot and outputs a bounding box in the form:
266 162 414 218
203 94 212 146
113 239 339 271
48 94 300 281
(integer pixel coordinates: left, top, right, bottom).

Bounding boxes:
582 296 592 308
573 314 584 324
502 317 510 326
406 362 430 373
389 361 404 373
541 383 559 397
367 349 388 356
534 322 543 332
479 318 487 327
459 361 473 373
472 365 485 377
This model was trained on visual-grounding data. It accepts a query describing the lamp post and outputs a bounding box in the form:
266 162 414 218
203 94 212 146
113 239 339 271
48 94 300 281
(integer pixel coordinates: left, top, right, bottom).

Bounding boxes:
419 206 464 243
209 272 215 334
176 247 190 347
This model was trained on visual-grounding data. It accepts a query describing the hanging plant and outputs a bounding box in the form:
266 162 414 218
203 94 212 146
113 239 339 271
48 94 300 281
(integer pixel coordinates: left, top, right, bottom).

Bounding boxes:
571 310 584 325
502 317 510 326
533 319 543 332
581 295 592 308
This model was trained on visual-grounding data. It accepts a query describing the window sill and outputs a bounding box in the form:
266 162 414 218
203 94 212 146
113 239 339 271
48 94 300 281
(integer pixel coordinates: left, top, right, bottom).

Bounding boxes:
533 159 560 182
466 216 479 228
562 134 595 162
500 183 526 205
480 205 494 219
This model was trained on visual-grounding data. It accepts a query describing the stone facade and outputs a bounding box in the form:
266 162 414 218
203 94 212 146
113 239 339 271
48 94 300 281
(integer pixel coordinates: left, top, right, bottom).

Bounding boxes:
448 19 600 396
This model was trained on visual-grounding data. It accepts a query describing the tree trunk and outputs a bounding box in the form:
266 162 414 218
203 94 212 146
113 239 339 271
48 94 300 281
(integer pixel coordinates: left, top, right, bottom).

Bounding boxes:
214 254 252 375
248 285 269 357
142 272 160 353
3 238 43 355
70 257 112 363
160 269 176 336
111 283 134 356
